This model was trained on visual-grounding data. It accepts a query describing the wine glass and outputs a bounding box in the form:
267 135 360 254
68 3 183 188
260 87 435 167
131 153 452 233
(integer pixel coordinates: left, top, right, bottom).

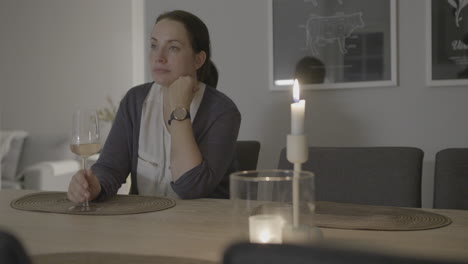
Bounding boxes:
69 109 101 212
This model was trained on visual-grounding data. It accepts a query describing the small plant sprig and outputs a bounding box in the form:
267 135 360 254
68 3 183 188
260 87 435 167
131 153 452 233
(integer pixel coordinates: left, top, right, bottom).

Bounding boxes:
448 0 468 27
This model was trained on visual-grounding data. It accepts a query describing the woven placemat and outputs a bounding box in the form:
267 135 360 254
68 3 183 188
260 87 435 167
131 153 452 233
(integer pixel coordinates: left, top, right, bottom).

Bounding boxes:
32 252 215 264
315 201 452 231
10 192 176 215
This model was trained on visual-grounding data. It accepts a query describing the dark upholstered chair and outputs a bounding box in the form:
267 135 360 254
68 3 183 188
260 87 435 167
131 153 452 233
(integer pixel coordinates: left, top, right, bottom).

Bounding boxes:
434 148 468 210
223 242 465 264
235 141 261 171
0 231 31 264
278 147 424 207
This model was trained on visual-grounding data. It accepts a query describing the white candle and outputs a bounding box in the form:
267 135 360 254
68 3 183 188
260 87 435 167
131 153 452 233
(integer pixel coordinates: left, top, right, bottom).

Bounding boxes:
291 79 305 135
249 215 284 244
290 79 305 228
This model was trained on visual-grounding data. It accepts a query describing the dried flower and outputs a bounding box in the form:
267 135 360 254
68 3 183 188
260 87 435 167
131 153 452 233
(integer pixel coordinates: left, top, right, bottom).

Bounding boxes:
97 96 117 123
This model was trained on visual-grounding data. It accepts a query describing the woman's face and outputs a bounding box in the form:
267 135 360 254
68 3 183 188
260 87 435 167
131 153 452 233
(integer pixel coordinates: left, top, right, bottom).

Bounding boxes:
150 19 205 87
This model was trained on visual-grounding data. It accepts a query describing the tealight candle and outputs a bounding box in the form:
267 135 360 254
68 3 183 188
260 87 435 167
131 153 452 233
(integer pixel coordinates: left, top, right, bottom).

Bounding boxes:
249 215 284 244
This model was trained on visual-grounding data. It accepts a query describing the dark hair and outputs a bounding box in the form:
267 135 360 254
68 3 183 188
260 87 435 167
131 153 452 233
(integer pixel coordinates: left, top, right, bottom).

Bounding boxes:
294 56 326 84
156 10 218 88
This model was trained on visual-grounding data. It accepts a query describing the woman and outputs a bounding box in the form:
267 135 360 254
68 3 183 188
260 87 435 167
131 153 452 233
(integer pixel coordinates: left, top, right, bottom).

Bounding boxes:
67 10 241 202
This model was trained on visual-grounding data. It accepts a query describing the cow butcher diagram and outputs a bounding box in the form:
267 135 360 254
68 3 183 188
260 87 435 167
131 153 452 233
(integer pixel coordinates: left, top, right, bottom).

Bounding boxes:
306 12 365 56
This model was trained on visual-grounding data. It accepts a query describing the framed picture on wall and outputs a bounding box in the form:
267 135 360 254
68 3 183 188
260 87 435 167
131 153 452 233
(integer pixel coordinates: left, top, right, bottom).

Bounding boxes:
426 0 468 86
268 0 397 91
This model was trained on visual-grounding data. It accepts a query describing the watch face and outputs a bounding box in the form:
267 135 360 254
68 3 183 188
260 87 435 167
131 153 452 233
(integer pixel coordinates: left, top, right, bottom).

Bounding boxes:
173 107 188 120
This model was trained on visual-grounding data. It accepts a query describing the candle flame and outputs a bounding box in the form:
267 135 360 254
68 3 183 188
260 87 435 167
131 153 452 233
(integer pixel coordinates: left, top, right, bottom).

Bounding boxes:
293 79 300 103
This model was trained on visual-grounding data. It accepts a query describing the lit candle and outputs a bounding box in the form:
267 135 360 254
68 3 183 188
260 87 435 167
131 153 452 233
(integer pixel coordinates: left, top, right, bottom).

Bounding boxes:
249 215 284 244
289 79 306 228
291 79 305 135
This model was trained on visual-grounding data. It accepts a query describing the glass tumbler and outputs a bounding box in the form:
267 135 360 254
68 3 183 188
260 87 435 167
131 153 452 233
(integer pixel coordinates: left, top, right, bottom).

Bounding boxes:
230 169 321 244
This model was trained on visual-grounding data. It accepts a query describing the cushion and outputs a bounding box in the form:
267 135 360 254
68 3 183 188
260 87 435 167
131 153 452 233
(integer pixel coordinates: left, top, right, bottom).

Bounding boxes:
1 130 28 181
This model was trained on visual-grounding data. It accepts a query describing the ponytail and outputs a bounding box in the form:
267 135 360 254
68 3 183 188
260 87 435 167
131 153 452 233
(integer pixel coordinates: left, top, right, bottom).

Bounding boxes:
198 60 218 88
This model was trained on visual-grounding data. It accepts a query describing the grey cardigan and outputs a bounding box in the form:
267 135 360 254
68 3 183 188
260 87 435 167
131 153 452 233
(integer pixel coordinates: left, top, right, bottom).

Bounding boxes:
92 82 241 200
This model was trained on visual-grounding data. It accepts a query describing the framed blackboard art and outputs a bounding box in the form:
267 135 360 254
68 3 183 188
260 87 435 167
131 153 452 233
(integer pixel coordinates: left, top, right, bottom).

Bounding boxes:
269 0 397 90
426 0 468 86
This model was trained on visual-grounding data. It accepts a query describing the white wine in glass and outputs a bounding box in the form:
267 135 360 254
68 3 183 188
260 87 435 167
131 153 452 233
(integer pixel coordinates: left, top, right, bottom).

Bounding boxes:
70 143 102 158
69 109 101 212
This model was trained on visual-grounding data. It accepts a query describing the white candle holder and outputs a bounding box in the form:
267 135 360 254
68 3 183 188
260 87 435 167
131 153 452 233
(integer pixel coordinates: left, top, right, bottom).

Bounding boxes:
287 134 308 228
230 170 316 244
286 134 308 164
285 134 323 244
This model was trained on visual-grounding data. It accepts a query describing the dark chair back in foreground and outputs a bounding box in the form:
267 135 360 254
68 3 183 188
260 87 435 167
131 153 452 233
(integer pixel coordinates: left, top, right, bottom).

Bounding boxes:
223 242 465 264
278 147 423 207
434 148 468 209
235 141 261 171
0 230 31 264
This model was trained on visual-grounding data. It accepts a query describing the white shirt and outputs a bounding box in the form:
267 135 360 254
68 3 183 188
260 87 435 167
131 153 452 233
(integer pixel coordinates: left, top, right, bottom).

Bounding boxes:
137 82 206 197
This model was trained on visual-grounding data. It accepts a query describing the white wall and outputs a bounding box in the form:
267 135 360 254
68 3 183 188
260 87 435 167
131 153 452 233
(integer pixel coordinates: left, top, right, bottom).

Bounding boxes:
0 0 7 186
2 0 468 207
1 0 134 169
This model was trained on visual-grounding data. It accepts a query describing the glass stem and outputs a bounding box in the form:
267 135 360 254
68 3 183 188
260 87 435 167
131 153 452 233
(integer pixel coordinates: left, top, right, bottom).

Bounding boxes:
82 157 89 209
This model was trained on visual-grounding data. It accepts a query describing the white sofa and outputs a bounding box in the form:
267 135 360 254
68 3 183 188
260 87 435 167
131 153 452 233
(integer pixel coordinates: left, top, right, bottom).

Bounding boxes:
22 159 79 191
0 130 130 194
1 130 128 193
22 155 129 194
1 130 28 189
1 130 77 191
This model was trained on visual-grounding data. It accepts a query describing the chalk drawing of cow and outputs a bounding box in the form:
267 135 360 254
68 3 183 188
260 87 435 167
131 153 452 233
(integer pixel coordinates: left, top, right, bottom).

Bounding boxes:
306 12 365 55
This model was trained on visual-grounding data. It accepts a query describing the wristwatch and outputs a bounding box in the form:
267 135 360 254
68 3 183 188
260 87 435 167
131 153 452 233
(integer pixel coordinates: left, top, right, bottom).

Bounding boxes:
168 107 191 125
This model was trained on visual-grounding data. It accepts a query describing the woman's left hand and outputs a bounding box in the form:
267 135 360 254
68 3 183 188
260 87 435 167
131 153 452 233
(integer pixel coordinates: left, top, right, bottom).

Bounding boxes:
169 76 199 109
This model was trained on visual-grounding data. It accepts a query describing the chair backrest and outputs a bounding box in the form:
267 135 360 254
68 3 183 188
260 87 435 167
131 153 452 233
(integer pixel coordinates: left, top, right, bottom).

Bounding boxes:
278 147 423 207
434 148 468 210
0 231 31 264
223 242 464 264
235 141 261 171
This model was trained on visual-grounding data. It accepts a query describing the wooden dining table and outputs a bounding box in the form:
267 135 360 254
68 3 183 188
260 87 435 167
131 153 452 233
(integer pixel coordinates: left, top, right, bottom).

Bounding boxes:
1 189 468 263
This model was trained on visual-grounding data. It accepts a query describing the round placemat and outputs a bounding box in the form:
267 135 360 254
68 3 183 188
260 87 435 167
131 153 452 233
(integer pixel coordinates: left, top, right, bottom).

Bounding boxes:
10 192 176 215
315 201 452 231
32 252 215 264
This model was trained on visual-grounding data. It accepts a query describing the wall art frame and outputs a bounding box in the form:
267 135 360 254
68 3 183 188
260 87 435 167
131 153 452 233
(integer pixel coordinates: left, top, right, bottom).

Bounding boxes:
426 0 468 86
269 0 397 91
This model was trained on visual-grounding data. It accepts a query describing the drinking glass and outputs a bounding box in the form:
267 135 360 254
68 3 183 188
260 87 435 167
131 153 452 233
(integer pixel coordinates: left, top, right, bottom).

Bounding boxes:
230 170 322 244
69 109 101 212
